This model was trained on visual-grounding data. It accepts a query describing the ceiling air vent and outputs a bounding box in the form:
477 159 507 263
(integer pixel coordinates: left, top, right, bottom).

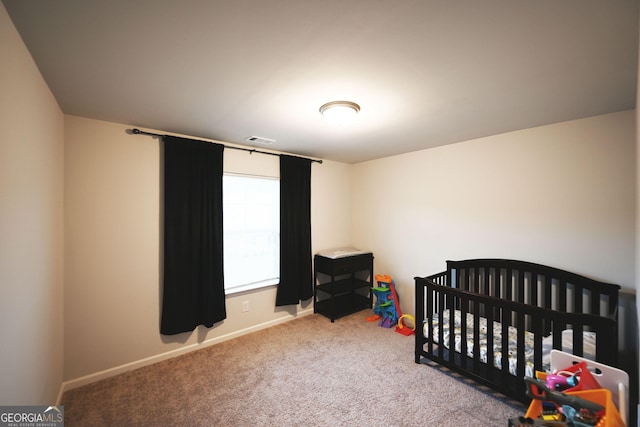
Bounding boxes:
245 135 275 145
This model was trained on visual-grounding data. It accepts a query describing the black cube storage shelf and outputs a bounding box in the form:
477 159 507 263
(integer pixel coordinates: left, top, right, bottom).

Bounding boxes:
313 252 373 322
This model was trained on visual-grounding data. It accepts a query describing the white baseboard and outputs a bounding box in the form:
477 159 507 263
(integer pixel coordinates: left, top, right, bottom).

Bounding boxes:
57 309 314 403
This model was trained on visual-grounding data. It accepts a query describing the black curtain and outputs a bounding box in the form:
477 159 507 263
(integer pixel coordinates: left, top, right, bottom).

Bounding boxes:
276 155 313 306
161 136 226 335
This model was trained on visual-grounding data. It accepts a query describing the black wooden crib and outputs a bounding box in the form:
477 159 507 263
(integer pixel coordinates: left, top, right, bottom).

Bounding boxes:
414 259 620 404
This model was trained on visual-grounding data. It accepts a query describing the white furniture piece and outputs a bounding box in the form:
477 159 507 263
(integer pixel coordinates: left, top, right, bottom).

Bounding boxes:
550 349 629 426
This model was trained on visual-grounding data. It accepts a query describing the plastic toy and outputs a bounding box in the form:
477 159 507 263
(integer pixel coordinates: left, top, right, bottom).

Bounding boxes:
525 377 605 415
370 274 407 332
368 274 415 337
367 274 416 336
546 372 580 392
395 314 416 336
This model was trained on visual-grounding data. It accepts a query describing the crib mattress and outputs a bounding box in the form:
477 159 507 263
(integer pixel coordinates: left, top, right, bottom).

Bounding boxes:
423 310 597 377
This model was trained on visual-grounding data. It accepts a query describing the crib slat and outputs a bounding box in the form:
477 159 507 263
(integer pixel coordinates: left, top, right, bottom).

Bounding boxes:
589 286 599 316
532 312 543 371
500 305 510 384
543 274 552 310
557 276 567 312
483 267 490 297
486 298 495 379
516 311 526 381
492 267 500 300
444 290 452 362
460 294 468 370
528 271 537 308
574 282 583 314
472 300 481 374
573 322 584 358
517 270 525 304
424 279 433 357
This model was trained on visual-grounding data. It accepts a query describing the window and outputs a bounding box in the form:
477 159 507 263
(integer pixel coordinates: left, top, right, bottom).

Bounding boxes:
223 174 279 294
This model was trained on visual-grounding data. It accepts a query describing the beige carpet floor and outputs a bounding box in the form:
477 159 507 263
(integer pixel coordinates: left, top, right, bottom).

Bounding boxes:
62 311 526 426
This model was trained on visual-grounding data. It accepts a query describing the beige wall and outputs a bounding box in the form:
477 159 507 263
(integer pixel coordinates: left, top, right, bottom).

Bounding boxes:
0 3 64 404
63 115 353 384
352 110 636 314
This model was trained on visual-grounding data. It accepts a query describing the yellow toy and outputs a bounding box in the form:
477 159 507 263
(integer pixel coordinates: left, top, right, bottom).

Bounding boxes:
395 314 416 336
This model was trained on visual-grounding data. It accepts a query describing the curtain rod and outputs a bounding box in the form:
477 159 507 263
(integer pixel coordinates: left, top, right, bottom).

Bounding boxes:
129 128 323 164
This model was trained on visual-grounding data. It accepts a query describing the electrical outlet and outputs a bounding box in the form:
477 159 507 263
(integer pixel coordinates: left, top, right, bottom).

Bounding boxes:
242 301 249 312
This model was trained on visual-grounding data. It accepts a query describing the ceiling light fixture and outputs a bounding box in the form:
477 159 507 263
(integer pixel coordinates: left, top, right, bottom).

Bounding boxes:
319 101 360 126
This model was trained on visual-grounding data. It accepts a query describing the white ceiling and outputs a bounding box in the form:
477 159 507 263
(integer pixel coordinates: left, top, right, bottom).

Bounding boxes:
3 0 638 163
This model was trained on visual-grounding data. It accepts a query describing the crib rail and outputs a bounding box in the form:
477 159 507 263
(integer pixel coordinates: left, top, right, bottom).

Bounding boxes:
446 259 619 321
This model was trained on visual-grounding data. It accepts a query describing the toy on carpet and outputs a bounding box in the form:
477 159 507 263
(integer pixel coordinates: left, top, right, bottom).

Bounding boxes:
367 274 412 336
395 314 416 336
366 274 396 327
